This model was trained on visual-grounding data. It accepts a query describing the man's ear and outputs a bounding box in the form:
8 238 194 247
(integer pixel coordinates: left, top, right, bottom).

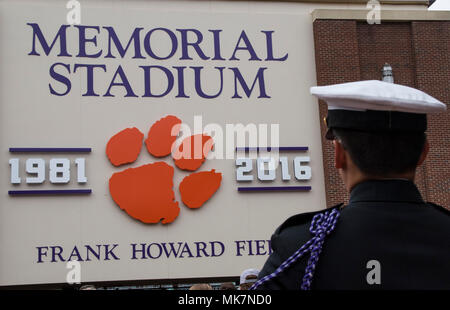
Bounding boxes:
417 139 429 167
334 140 346 169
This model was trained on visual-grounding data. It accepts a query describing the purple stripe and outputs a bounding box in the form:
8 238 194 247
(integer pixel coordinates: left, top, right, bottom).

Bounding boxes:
235 147 308 152
9 148 92 153
238 186 311 192
8 189 92 195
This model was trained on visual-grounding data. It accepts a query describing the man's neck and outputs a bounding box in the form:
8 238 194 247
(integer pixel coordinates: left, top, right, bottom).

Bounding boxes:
347 171 416 193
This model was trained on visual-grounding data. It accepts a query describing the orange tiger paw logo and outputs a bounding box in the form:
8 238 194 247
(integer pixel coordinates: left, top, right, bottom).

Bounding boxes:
106 115 222 224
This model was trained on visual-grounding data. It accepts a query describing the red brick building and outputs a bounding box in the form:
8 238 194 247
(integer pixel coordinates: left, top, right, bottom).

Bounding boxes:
312 9 450 208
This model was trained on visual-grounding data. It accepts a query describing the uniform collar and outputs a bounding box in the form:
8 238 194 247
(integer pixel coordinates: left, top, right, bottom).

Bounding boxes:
349 179 425 204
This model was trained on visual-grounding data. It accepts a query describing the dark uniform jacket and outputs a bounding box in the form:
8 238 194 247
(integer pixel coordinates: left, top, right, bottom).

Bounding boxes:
257 179 450 290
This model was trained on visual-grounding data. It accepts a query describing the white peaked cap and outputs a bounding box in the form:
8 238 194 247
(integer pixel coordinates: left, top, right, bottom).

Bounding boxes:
310 80 446 113
240 268 259 284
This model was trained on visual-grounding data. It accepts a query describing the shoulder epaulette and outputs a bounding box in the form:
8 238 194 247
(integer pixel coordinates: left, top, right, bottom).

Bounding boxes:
427 202 450 215
277 203 344 234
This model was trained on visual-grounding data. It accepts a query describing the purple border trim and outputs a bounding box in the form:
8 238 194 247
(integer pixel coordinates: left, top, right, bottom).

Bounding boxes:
238 186 311 192
8 189 92 195
9 148 92 153
235 147 309 152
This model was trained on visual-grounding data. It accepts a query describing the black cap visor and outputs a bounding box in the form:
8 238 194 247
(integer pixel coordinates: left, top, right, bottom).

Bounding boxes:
324 110 427 140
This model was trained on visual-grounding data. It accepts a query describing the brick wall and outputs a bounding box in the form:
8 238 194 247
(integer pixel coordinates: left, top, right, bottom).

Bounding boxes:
313 20 450 208
412 22 450 206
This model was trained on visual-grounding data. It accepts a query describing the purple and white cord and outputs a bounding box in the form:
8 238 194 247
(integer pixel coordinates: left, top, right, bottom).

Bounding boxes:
250 208 340 290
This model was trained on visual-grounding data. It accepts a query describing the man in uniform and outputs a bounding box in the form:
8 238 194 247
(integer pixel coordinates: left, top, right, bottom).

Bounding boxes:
253 80 450 290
